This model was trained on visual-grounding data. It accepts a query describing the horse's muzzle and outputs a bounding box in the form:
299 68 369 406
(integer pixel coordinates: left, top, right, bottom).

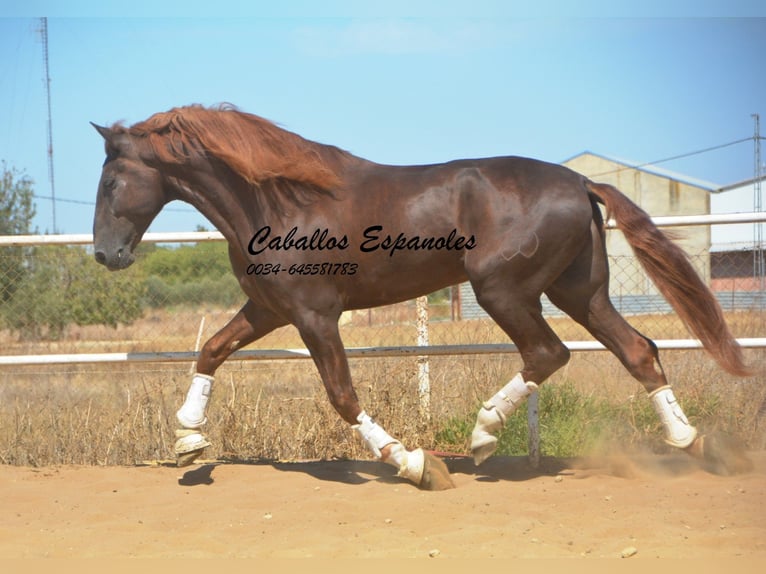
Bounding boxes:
94 247 135 270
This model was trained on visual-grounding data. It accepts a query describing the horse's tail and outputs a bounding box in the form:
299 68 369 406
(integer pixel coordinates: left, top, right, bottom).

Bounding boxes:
585 180 751 377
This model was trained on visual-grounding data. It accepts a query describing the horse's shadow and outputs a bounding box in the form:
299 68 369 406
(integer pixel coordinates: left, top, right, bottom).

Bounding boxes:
265 451 730 486
176 450 722 489
175 455 566 488
268 454 573 487
178 463 217 486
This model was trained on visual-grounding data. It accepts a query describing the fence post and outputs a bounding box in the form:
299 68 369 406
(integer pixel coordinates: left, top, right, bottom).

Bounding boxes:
416 295 431 420
190 315 205 374
527 390 540 468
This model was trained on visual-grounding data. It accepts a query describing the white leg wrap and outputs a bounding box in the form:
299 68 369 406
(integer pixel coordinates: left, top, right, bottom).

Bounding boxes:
471 373 538 455
387 443 425 484
176 373 214 429
352 411 425 484
486 372 538 417
353 411 397 458
471 373 537 464
649 385 698 448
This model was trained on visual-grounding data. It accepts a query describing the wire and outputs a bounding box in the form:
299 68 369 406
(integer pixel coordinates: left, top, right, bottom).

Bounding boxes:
32 194 91 206
587 137 754 178
32 194 195 213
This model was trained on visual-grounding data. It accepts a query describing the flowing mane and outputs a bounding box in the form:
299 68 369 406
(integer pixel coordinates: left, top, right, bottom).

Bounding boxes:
120 104 349 195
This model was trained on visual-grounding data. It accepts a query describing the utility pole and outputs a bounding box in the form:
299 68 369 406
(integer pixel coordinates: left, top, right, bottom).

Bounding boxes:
41 17 56 232
753 114 763 290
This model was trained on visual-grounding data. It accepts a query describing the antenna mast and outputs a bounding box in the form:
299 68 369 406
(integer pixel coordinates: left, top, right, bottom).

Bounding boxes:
41 17 56 232
754 113 763 290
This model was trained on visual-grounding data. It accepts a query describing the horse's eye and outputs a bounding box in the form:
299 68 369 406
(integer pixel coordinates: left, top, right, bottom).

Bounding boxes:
103 176 117 191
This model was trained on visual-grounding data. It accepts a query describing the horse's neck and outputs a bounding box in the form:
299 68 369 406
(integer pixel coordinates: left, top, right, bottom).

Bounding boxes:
167 168 260 251
165 152 363 251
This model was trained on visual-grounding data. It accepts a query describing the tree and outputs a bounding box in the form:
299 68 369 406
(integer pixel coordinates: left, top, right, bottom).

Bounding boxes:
0 162 35 235
0 162 36 303
141 241 241 308
2 245 146 340
0 164 145 339
67 246 146 328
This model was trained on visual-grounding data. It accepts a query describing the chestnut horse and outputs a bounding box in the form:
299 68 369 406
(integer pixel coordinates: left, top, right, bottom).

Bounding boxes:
92 105 750 489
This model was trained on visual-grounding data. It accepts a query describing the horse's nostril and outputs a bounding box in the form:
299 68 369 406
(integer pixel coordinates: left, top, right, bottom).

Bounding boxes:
94 251 107 265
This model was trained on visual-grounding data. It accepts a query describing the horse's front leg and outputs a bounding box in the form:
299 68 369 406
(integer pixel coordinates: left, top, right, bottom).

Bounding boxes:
297 311 454 490
175 300 286 466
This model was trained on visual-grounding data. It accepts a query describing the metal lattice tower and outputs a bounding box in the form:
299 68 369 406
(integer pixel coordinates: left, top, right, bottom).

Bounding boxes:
41 17 56 232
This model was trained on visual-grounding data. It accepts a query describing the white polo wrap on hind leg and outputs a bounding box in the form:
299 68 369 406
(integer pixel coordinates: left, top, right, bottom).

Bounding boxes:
471 373 538 460
353 411 424 484
176 373 214 429
175 373 214 457
649 385 698 448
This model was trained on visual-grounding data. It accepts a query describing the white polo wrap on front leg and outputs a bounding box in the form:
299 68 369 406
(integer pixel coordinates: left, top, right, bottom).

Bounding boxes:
176 373 214 429
471 373 538 462
353 411 397 459
649 385 698 448
352 411 424 484
385 443 425 485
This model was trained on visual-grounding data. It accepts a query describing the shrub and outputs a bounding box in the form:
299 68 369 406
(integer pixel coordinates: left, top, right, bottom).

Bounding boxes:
433 381 714 458
1 246 146 339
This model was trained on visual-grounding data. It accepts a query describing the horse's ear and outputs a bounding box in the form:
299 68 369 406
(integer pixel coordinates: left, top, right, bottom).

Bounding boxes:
91 122 132 156
91 122 112 141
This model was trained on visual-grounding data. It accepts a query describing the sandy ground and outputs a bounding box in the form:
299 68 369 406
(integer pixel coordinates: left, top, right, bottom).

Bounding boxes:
1 451 765 560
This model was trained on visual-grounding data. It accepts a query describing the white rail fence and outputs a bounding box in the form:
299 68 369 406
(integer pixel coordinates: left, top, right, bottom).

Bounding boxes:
2 213 765 466
3 211 765 247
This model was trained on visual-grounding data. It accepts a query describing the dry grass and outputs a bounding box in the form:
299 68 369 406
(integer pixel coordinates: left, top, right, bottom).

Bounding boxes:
0 307 764 467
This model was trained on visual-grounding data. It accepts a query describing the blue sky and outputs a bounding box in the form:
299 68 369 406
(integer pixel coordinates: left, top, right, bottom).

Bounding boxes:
1 1 765 237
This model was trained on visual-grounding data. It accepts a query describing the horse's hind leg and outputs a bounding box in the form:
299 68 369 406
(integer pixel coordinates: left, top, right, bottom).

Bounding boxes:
545 225 752 474
295 311 454 490
468 281 573 465
175 300 286 466
546 276 700 439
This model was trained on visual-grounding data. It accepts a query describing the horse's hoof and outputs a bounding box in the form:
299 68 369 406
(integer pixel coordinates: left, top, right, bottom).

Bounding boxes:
176 448 206 468
420 451 455 491
174 429 210 467
471 436 498 466
696 432 754 476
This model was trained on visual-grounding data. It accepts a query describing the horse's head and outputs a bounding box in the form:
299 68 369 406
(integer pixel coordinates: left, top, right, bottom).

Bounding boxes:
91 123 167 270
